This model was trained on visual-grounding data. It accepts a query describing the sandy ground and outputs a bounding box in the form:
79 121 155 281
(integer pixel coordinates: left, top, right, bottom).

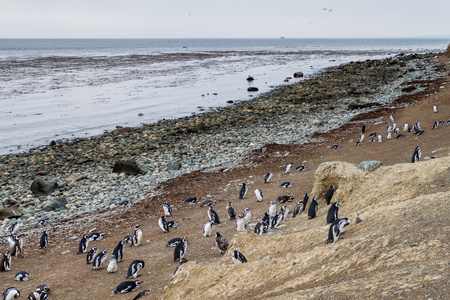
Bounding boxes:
0 59 449 299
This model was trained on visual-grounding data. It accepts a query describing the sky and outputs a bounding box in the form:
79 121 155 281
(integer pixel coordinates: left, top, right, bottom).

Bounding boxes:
1 0 449 39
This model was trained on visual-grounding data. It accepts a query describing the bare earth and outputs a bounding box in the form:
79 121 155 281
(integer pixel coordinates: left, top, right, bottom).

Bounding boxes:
1 57 449 299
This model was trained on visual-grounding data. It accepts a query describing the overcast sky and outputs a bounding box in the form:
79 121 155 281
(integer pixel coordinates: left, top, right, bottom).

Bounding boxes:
1 0 449 39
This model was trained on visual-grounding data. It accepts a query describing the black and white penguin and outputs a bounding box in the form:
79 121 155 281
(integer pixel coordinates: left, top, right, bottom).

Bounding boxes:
166 238 182 247
239 183 248 199
208 207 220 224
255 189 263 202
292 192 310 218
280 182 294 188
87 232 105 241
159 216 170 233
0 250 11 272
277 195 294 203
114 280 142 294
8 235 22 257
236 214 246 232
27 291 40 300
125 260 145 279
2 287 20 300
411 146 421 163
284 163 293 174
231 250 247 264
433 104 438 113
359 132 365 143
325 185 336 205
326 218 351 243
112 240 125 262
264 171 273 183
268 201 277 219
92 249 108 270
184 197 197 205
331 144 341 149
396 133 405 139
361 124 366 134
326 202 339 224
132 225 143 247
377 133 383 143
387 130 392 140
200 199 216 207
39 292 49 300
14 270 30 281
308 196 319 219
39 230 48 249
174 237 188 262
123 234 134 244
226 202 236 219
8 222 20 235
77 234 89 254
432 120 440 129
254 220 263 235
215 232 228 254
295 165 308 172
271 211 283 229
162 201 172 217
281 205 289 221
35 284 50 294
203 221 214 237
107 254 118 273
243 208 251 224
86 246 99 264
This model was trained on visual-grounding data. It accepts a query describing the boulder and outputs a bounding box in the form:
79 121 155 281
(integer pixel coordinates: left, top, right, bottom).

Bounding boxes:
293 71 304 78
247 87 259 92
167 162 182 171
30 179 58 196
112 159 144 175
42 197 68 212
0 206 22 220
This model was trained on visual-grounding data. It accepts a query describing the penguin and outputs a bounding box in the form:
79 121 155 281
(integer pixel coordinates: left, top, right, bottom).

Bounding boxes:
387 130 392 140
92 249 108 270
354 141 361 146
39 230 48 249
2 287 20 300
27 291 40 300
38 218 49 226
86 246 99 264
159 216 170 233
243 208 251 224
162 201 172 217
107 255 118 273
403 122 409 131
325 185 336 205
295 165 307 172
184 197 197 205
208 206 220 224
173 258 188 275
261 146 267 153
377 133 383 143
203 221 214 237
254 220 263 235
167 219 178 228
433 104 438 113
255 189 263 202
369 138 376 142
112 240 125 262
271 211 283 229
14 270 30 281
8 235 22 257
411 146 421 163
174 237 188 262
125 260 145 279
226 202 236 219
236 214 246 232
277 195 294 203
77 234 89 254
408 124 414 132
264 171 273 183
239 183 248 199
215 232 229 254
281 205 290 221
8 222 20 235
87 232 105 241
396 134 405 139
114 280 142 294
359 132 365 143
0 250 11 272
293 192 309 218
132 225 143 247
268 201 277 218
361 124 366 134
231 250 247 264
166 238 182 247
35 284 50 294
200 199 216 207
39 292 49 300
308 196 319 219
369 132 377 138
326 218 351 243
432 120 439 129
280 182 294 188
331 144 341 149
284 163 293 174
394 127 400 134
123 234 134 244
326 202 339 224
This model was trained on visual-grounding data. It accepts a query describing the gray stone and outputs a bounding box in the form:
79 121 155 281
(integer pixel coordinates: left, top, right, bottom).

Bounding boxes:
42 197 68 212
112 159 144 175
167 162 182 171
30 179 58 196
358 161 382 171
68 236 78 242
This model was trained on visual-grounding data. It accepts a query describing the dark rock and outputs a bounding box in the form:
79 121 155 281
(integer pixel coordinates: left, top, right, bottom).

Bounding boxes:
30 179 58 196
112 159 144 175
247 87 259 92
158 140 170 145
226 100 234 104
356 217 363 224
293 72 304 78
167 162 182 171
0 206 22 220
42 197 68 212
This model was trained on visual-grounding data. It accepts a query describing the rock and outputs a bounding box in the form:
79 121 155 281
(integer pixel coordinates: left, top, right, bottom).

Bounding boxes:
42 197 68 212
356 217 363 224
247 87 259 92
112 159 144 175
167 162 182 171
0 206 22 220
30 179 58 196
358 161 382 171
293 72 303 78
68 236 78 242
311 119 323 126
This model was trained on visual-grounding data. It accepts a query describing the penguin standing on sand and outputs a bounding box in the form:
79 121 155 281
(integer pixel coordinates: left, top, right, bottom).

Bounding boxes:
114 280 142 294
2 287 20 300
39 230 48 249
325 185 336 205
326 218 351 243
125 260 145 279
236 214 246 232
0 250 11 272
411 146 421 163
107 255 118 273
215 232 229 254
284 163 293 174
8 235 22 257
159 216 170 233
433 104 438 113
326 202 339 224
174 237 188 262
132 225 142 247
239 183 248 199
112 240 125 262
231 250 247 264
243 208 251 224
255 189 263 202
308 196 319 219
268 201 277 219
77 234 89 254
293 192 309 218
264 171 273 183
203 221 214 237
86 246 98 264
226 202 236 220
254 220 263 235
208 207 220 224
14 270 30 281
92 249 108 270
162 201 172 217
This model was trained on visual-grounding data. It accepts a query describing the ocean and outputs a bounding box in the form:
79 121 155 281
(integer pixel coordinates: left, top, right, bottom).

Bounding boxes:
0 38 448 155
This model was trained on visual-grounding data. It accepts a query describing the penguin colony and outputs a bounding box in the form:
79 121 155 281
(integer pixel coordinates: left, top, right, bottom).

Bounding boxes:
1 106 446 297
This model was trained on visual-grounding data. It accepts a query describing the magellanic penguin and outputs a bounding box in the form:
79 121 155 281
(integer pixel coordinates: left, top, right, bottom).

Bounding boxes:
239 183 248 199
208 207 220 224
377 133 383 143
107 254 118 273
159 216 170 233
243 208 251 224
277 195 294 203
231 250 247 264
215 232 228 254
77 234 89 254
36 283 50 294
27 291 40 300
174 237 188 262
255 189 263 202
14 270 30 281
8 222 20 235
292 192 309 218
39 230 49 249
162 201 172 217
166 237 182 247
125 260 145 279
411 146 421 163
0 250 11 272
326 218 351 243
112 240 125 262
2 287 20 300
268 201 277 219
284 163 293 174
326 202 339 224
87 232 105 241
264 171 273 183
271 211 283 229
331 144 341 149
92 249 108 270
325 185 336 205
280 182 294 188
114 280 142 294
8 235 22 257
132 225 143 247
236 214 246 232
308 196 319 219
184 197 197 205
254 220 263 235
295 165 308 172
433 104 438 113
123 234 133 244
203 221 214 237
226 202 236 220
86 246 99 264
